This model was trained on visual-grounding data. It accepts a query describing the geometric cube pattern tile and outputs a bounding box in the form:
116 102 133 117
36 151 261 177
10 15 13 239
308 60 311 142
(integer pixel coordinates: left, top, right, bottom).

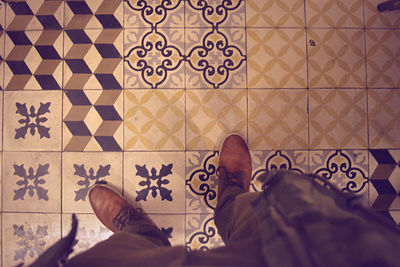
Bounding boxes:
2 0 400 264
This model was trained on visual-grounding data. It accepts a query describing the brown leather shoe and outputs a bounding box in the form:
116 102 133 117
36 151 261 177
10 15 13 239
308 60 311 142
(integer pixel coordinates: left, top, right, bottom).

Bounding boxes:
217 134 252 200
88 184 155 233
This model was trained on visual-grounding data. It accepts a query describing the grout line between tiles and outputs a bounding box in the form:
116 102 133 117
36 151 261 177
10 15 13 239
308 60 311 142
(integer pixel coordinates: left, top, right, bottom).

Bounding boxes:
303 0 311 169
2 2 6 266
244 0 249 146
183 0 187 246
122 0 125 198
60 0 65 239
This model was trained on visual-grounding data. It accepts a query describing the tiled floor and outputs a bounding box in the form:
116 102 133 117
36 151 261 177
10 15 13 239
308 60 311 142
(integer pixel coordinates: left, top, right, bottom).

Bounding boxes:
0 0 400 266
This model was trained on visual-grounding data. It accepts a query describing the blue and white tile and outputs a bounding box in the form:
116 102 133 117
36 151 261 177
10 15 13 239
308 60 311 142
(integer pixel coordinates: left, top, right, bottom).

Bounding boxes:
151 214 185 246
186 151 219 213
62 213 113 257
62 152 123 213
3 91 62 151
3 152 61 212
124 152 185 213
185 213 224 251
2 213 61 267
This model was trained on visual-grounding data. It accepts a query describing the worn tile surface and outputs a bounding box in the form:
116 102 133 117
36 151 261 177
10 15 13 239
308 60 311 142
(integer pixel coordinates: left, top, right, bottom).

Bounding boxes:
1 0 400 263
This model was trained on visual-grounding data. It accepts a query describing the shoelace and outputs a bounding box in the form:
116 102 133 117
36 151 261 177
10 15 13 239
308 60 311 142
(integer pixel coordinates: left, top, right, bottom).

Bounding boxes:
216 166 245 189
112 206 143 230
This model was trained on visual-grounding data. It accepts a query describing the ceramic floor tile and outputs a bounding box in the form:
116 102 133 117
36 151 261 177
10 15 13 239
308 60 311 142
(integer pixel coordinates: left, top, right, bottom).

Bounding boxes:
369 149 400 212
0 22 4 91
2 213 61 267
248 89 308 150
124 152 185 213
246 0 305 27
368 89 400 148
306 0 363 28
3 91 62 151
185 0 245 28
185 28 246 89
0 152 2 211
310 150 369 203
185 213 224 250
309 89 368 149
308 29 365 88
63 90 123 151
186 151 219 213
63 29 123 90
0 91 2 149
64 0 123 30
3 152 61 212
5 0 63 30
251 150 309 191
151 214 185 246
125 0 184 28
186 89 247 150
124 89 185 151
124 28 185 89
4 30 63 90
247 28 306 88
62 152 123 213
365 0 400 28
62 213 113 257
366 29 400 88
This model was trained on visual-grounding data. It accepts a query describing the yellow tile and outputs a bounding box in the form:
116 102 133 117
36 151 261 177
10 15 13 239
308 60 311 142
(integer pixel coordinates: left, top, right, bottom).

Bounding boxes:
308 29 365 88
246 0 305 27
366 29 400 88
247 28 307 88
310 89 367 149
365 0 400 28
369 89 400 148
248 89 308 150
124 90 185 150
306 0 363 27
186 89 247 150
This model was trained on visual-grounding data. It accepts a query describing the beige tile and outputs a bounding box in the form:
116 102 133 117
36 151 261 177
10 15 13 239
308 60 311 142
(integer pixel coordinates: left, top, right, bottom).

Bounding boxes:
247 28 307 88
124 152 185 213
308 29 365 88
3 213 61 267
369 89 400 148
186 89 247 150
62 152 123 213
151 214 185 246
248 89 308 150
62 213 112 257
3 91 62 151
306 0 363 27
3 152 61 212
0 91 2 150
310 89 367 149
0 152 2 212
365 0 400 28
246 0 305 27
124 90 185 150
366 29 400 89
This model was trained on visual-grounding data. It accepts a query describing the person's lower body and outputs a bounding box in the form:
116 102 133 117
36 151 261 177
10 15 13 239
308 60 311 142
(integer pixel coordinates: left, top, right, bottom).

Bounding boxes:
66 134 265 266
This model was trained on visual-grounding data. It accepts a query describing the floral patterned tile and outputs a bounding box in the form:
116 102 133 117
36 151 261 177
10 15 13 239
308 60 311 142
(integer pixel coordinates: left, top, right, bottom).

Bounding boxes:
309 89 368 149
62 213 112 257
62 152 123 213
247 28 307 89
186 89 247 151
366 29 400 88
368 89 400 148
185 28 246 89
307 29 365 88
185 213 224 251
124 90 185 151
246 0 305 27
2 213 61 267
5 0 63 30
306 0 363 27
3 91 62 151
251 150 309 191
310 150 369 204
3 152 61 212
248 89 308 150
124 0 184 28
124 152 185 214
151 214 185 246
124 28 185 89
365 0 400 28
